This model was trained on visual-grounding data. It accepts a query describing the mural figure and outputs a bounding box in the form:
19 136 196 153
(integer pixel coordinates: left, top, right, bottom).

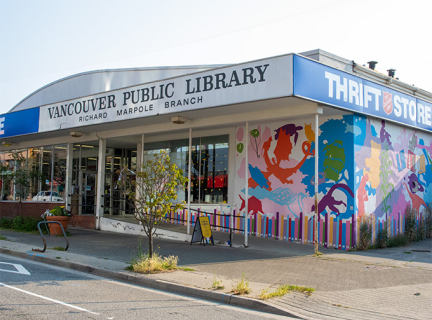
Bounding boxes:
357 173 369 218
261 125 313 187
323 140 345 181
403 173 427 212
243 187 307 218
380 120 392 146
239 195 264 215
311 183 354 216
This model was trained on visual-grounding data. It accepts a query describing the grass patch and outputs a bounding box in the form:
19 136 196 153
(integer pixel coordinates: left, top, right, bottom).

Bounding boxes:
403 251 412 254
231 272 250 295
51 246 66 251
260 284 315 300
128 253 179 274
313 251 323 257
178 267 195 271
0 236 7 240
211 275 225 290
56 257 61 259
0 216 43 232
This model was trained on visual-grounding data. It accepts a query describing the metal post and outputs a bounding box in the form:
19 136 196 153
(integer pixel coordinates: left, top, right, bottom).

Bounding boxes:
65 143 73 210
230 205 234 247
245 122 249 247
78 145 83 215
1 152 3 200
314 114 319 254
25 148 28 201
187 128 192 235
96 138 106 230
50 147 54 201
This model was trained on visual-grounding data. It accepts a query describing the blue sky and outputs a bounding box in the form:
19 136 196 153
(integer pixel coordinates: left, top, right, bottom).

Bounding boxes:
1 0 431 114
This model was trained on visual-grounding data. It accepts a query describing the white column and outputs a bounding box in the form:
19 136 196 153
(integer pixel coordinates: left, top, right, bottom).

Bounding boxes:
96 138 106 229
244 122 249 247
187 128 192 235
50 147 54 201
65 143 73 210
314 113 319 254
1 152 4 200
141 134 145 163
136 142 142 169
78 145 82 215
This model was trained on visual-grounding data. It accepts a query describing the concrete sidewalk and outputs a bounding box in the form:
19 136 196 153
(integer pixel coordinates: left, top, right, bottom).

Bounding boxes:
1 224 431 319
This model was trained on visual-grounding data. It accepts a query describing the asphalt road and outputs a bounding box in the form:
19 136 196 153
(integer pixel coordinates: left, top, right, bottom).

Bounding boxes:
0 254 292 320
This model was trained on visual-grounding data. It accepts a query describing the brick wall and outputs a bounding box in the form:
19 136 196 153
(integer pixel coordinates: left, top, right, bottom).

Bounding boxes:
0 201 95 229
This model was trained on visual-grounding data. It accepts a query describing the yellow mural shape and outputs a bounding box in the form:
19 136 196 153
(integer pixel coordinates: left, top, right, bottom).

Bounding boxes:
305 123 315 143
419 154 426 174
365 141 381 189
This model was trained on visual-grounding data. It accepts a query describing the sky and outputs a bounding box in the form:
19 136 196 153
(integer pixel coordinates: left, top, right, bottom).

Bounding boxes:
1 0 431 115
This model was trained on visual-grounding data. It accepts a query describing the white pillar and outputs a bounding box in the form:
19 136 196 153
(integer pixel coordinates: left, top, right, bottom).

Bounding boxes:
136 142 142 170
96 138 106 229
141 134 145 165
78 145 83 215
65 143 73 210
187 128 192 235
244 122 249 247
50 147 54 201
314 113 319 254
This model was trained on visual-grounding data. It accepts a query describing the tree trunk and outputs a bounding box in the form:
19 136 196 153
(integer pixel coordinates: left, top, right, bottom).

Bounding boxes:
148 231 153 258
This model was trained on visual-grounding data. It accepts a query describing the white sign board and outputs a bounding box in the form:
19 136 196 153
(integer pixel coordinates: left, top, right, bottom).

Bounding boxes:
38 55 294 132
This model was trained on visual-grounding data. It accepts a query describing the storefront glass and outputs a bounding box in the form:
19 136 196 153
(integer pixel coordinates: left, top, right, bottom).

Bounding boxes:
143 135 229 204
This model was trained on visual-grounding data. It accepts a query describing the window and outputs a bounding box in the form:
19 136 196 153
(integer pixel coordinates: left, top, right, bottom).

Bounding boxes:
143 135 228 204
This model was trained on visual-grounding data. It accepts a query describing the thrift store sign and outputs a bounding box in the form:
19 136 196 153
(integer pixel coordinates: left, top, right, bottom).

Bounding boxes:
36 55 293 133
293 55 432 132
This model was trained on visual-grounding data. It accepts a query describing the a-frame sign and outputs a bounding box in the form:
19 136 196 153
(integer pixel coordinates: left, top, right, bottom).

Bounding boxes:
190 216 214 246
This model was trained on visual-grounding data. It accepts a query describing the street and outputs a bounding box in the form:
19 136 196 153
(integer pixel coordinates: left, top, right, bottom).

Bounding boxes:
0 254 291 319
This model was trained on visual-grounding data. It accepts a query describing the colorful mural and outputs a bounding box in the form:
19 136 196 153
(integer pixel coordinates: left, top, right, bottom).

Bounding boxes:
233 115 431 250
163 115 431 251
354 116 432 225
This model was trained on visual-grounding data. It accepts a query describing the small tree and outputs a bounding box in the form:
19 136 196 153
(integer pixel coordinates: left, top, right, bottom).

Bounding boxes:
4 152 43 215
127 150 188 258
0 161 11 201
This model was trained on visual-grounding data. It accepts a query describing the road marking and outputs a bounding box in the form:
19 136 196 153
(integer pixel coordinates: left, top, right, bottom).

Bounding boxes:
0 262 31 275
0 282 100 315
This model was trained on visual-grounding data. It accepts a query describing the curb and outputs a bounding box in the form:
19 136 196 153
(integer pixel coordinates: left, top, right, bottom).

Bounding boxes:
0 248 303 319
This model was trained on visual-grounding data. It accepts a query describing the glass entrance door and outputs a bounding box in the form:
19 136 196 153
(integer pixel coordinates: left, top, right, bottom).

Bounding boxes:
81 170 97 215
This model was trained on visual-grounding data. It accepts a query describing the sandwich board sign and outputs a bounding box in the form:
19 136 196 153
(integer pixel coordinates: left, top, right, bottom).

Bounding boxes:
190 216 214 246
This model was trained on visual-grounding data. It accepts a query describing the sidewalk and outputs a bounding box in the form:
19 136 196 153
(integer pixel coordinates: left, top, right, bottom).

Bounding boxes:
1 223 431 319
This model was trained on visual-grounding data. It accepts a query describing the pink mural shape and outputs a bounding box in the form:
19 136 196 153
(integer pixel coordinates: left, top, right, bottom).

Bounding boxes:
236 127 244 141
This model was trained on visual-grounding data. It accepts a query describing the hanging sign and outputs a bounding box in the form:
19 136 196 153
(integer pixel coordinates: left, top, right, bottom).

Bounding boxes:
190 216 214 245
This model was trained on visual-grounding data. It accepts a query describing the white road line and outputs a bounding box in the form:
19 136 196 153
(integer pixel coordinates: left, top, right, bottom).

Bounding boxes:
0 262 31 275
0 282 100 315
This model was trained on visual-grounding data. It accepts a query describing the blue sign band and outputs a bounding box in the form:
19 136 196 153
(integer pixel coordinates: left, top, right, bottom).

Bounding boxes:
0 108 40 138
293 55 432 132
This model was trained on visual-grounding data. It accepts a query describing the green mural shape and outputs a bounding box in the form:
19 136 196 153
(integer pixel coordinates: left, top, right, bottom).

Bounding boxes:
323 140 345 181
250 129 260 138
250 128 261 158
237 143 244 153
379 145 394 215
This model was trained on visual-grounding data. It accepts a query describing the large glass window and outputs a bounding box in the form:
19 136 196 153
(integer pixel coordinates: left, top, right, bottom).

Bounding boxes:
53 145 67 200
0 144 69 202
41 146 53 193
28 147 42 199
143 135 228 204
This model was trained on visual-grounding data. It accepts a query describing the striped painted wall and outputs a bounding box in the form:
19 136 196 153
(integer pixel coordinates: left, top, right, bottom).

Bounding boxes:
164 208 426 251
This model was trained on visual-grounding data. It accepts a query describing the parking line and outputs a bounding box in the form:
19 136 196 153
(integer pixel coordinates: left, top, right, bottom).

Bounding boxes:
0 282 100 315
